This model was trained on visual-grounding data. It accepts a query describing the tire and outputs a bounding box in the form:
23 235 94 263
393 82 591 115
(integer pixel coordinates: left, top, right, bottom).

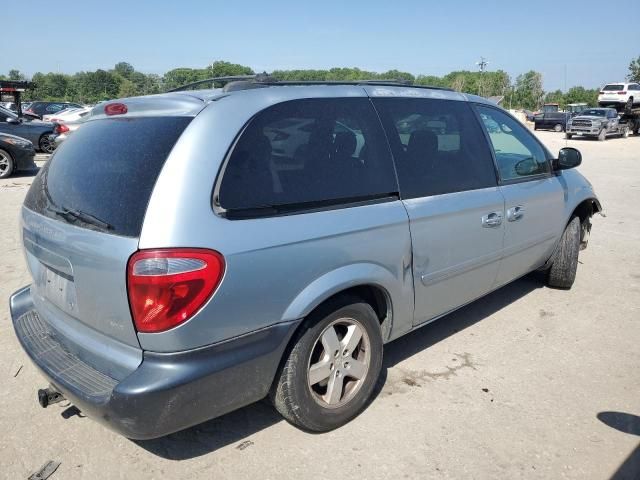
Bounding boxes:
625 97 633 113
565 133 573 139
271 295 383 432
554 123 563 132
621 126 629 138
0 148 14 178
597 128 607 141
533 124 538 131
547 217 581 289
38 134 55 154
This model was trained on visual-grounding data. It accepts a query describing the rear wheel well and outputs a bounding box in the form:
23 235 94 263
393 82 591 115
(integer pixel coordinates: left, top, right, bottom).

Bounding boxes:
270 284 393 396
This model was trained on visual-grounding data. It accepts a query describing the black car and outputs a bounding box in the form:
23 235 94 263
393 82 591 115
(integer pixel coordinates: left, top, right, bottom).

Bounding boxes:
0 132 37 178
25 101 83 119
0 106 56 153
534 111 572 132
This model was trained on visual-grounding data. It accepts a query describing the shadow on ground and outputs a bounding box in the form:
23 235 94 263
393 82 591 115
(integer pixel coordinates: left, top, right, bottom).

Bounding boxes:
597 411 640 479
136 274 544 460
7 167 40 178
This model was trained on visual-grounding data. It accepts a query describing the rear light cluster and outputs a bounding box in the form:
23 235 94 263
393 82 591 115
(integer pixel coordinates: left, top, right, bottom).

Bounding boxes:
127 249 225 333
104 103 128 116
54 123 69 134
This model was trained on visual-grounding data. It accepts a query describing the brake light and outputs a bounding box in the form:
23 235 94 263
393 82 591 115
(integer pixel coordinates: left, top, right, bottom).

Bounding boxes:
54 123 69 134
127 249 225 333
104 103 128 116
599 91 605 95
617 91 626 95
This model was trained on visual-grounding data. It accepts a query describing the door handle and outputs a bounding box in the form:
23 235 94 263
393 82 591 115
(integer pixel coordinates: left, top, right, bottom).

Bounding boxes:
482 211 503 228
507 205 525 222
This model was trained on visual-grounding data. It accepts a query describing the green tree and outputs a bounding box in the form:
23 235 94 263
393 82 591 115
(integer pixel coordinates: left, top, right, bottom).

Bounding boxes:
114 62 135 80
628 55 640 82
8 69 26 81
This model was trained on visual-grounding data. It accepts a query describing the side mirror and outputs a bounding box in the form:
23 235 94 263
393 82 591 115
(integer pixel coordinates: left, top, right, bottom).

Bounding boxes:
555 147 582 170
6 117 19 124
515 157 541 176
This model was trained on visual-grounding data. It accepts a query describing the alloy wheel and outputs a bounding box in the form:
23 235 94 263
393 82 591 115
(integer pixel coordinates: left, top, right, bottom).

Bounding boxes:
307 318 371 408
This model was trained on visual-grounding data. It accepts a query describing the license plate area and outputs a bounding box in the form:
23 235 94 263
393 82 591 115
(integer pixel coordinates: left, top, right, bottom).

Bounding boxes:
24 237 78 315
35 265 78 313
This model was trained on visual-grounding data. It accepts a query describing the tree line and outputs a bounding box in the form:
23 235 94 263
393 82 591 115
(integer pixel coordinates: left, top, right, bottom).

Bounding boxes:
2 56 639 110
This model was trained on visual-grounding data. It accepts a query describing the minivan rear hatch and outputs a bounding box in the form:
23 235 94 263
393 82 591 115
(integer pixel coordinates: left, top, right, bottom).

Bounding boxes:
23 115 193 349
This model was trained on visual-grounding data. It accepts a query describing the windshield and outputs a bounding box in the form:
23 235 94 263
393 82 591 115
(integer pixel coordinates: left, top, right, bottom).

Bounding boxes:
581 109 606 117
602 84 624 91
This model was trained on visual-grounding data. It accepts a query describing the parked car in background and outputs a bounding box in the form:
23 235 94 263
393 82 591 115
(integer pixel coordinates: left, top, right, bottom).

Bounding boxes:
534 110 571 132
47 107 92 146
0 106 56 153
9 81 601 440
597 83 640 112
540 103 559 113
0 132 37 178
566 103 588 115
24 101 83 119
566 107 628 141
43 106 91 123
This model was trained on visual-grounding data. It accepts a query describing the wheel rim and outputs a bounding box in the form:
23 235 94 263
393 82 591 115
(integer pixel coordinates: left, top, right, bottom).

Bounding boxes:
40 136 54 153
555 124 562 132
307 318 371 409
0 152 10 175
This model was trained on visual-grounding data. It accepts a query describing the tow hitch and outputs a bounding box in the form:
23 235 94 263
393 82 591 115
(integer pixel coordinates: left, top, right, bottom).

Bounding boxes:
37 387 64 408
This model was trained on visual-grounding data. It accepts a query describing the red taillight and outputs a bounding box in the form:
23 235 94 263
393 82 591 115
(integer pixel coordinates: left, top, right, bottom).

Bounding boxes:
599 91 605 95
617 91 626 95
104 103 128 116
54 123 69 134
127 249 225 333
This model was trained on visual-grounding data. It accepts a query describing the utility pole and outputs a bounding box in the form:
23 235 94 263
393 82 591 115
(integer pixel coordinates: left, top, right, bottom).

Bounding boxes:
476 57 489 97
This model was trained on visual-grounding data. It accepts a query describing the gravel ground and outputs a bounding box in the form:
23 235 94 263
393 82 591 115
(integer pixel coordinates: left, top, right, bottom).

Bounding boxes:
0 131 639 480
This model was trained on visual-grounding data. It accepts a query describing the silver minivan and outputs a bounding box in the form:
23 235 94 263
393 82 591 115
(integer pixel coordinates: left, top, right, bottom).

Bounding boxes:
9 79 601 439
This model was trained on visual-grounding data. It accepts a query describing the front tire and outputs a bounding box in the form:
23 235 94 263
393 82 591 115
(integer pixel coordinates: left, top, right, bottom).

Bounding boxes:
622 126 629 138
554 123 563 132
565 133 573 139
271 295 383 432
0 148 15 178
597 128 607 141
547 217 581 289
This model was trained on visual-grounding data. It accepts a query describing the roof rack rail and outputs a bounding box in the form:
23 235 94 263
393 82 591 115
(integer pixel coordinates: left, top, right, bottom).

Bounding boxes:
167 75 258 92
168 75 454 93
254 79 454 91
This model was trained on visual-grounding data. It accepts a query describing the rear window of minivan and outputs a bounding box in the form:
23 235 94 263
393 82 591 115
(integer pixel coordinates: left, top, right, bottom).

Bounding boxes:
24 116 192 237
602 85 624 91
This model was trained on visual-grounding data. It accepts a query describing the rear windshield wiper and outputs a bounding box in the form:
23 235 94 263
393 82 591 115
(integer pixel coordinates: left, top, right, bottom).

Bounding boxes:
46 205 113 230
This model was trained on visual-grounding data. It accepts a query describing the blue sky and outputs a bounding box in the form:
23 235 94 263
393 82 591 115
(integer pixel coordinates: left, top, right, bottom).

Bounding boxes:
4 0 639 91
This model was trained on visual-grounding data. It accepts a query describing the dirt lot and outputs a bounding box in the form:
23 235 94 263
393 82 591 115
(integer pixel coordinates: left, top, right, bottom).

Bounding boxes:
1 134 639 480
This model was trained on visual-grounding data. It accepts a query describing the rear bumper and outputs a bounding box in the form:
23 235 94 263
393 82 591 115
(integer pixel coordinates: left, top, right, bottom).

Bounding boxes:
10 285 299 439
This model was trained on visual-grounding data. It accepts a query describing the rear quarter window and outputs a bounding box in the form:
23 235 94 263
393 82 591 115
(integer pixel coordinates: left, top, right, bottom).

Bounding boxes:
217 98 398 216
24 116 192 237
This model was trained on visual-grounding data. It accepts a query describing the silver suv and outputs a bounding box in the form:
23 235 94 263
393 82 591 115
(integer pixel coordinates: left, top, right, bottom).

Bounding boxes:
9 79 601 439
